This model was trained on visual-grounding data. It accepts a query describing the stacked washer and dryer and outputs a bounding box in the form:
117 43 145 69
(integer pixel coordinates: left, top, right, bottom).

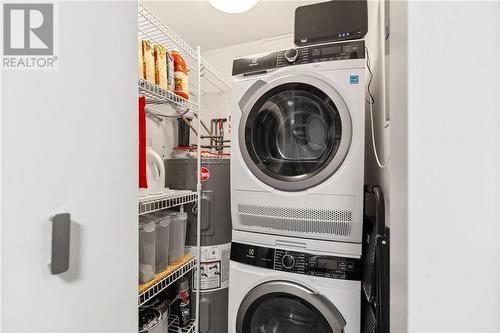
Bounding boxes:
228 40 366 333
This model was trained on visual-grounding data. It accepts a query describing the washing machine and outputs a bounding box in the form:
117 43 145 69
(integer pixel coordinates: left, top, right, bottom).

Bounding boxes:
228 230 361 333
231 40 366 243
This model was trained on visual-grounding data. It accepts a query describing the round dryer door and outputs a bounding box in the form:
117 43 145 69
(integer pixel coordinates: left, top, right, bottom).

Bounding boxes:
239 75 352 192
236 281 346 333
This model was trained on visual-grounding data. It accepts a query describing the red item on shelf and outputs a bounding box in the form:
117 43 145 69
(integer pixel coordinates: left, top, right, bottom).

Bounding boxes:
139 96 148 188
171 50 189 100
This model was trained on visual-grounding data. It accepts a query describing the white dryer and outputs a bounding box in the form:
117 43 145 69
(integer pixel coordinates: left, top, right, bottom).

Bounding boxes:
228 230 362 333
231 41 366 243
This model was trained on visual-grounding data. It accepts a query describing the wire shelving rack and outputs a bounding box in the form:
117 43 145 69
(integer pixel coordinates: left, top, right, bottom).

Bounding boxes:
138 2 230 94
138 2 230 332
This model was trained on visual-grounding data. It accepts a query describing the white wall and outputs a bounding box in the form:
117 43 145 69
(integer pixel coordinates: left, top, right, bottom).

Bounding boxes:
388 1 409 332
364 0 390 193
404 1 500 332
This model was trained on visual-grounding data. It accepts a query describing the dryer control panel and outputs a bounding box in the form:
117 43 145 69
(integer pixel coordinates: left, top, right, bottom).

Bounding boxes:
231 242 362 281
232 40 365 76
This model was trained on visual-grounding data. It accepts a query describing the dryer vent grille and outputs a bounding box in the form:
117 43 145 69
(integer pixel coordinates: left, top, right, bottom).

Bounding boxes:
238 204 353 236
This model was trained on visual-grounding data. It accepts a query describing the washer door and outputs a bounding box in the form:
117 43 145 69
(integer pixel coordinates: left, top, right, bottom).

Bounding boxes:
236 281 346 333
239 74 352 192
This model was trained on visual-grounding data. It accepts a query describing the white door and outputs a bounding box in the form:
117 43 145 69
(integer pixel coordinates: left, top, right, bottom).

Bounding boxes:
1 1 138 332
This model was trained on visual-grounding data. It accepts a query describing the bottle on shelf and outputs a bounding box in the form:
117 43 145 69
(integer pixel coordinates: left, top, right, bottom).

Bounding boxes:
171 50 189 100
176 277 191 327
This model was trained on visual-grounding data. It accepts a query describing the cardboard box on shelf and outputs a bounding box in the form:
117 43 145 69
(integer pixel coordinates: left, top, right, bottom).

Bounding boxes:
138 39 144 79
166 51 175 91
154 45 168 90
142 40 155 84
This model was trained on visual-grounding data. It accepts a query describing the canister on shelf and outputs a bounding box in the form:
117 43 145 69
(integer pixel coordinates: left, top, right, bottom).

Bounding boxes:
168 211 188 264
152 211 171 274
139 217 157 284
171 50 189 99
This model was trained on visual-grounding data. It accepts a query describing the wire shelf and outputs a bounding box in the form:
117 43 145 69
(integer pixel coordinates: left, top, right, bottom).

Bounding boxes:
139 78 198 112
168 316 197 333
139 256 196 306
138 2 229 92
200 59 230 91
139 190 198 216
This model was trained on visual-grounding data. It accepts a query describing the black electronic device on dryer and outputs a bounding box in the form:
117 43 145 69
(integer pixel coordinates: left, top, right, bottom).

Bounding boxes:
295 0 368 46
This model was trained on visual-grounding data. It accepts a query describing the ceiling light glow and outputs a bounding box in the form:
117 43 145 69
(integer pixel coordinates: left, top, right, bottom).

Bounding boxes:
208 0 258 13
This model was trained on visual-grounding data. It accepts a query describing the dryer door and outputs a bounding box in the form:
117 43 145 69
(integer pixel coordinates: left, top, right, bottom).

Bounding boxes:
236 280 346 333
239 74 352 192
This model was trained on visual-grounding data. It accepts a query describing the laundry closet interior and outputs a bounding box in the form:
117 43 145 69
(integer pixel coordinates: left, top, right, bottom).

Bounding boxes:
137 1 388 332
3 1 500 333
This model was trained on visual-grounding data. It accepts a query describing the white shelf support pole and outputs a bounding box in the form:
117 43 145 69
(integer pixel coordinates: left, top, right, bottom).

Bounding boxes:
195 45 202 333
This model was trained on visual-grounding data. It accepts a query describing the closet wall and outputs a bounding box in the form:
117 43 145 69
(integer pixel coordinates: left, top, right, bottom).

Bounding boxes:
407 2 500 331
392 1 500 332
387 2 408 332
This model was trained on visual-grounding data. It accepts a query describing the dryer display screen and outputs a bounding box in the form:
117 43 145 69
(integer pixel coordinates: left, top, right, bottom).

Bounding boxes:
317 258 338 270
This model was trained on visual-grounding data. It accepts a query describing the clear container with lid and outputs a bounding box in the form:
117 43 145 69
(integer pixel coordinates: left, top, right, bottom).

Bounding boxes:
168 211 188 264
139 216 156 284
152 211 171 273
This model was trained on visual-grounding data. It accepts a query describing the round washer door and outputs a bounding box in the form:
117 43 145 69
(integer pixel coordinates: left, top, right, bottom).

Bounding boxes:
236 280 346 333
239 74 352 192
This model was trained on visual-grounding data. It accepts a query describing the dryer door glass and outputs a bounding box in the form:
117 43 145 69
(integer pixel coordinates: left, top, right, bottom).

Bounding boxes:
242 82 349 191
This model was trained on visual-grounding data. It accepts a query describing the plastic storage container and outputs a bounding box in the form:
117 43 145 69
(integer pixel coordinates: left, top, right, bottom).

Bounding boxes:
139 308 163 333
139 217 156 284
153 211 171 274
169 212 188 264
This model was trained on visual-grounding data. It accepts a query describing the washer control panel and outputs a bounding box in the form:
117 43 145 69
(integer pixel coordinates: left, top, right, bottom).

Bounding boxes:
231 242 361 281
232 40 365 76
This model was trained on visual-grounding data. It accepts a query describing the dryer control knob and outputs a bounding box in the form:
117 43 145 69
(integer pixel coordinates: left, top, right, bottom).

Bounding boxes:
282 254 295 269
284 48 299 63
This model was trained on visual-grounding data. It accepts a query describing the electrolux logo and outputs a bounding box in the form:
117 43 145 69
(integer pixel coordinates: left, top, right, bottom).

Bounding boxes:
2 2 58 69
